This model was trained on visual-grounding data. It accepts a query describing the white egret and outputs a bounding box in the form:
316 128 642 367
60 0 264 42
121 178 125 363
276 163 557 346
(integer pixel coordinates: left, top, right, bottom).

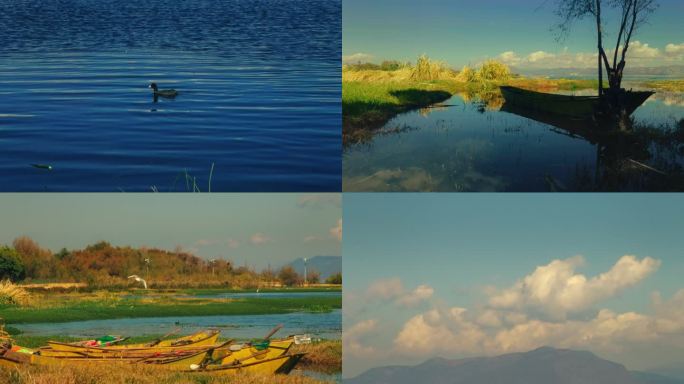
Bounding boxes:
128 275 147 289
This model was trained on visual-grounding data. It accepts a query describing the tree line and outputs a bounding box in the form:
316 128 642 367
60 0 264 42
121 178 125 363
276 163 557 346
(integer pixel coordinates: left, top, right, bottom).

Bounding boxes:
0 237 341 289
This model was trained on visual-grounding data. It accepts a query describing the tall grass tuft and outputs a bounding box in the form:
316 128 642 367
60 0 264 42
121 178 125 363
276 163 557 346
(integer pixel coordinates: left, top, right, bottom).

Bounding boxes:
476 60 511 82
410 54 450 81
0 280 32 306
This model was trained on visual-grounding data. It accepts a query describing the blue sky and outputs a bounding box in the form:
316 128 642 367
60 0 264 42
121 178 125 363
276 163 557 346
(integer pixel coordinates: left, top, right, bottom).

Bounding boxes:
344 194 684 377
343 0 684 69
0 194 341 269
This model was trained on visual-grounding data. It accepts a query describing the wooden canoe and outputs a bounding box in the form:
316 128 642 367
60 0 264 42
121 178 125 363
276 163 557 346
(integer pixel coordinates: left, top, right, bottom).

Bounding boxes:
186 353 305 375
44 329 220 355
499 86 653 118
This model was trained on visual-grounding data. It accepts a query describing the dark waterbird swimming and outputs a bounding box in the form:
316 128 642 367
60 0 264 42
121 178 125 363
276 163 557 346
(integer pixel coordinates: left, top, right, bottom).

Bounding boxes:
149 82 178 98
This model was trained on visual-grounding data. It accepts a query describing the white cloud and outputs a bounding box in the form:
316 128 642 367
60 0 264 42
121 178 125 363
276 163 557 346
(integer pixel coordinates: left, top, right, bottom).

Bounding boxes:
397 285 434 307
366 277 404 301
330 218 342 242
344 319 379 357
488 255 660 320
249 233 271 245
629 41 660 58
495 41 684 69
343 52 374 64
394 307 487 355
391 256 680 359
366 278 434 307
665 43 684 55
226 238 240 249
528 50 556 63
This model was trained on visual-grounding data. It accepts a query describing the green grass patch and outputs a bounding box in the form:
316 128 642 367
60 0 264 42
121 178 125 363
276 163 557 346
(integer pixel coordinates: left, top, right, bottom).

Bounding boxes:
1 296 341 324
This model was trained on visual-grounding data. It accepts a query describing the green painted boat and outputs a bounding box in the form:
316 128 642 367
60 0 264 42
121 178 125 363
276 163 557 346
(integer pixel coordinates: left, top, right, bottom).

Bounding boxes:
500 86 653 118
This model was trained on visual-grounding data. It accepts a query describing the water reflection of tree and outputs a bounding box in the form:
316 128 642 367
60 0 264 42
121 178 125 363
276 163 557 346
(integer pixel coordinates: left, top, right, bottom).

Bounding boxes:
569 118 684 191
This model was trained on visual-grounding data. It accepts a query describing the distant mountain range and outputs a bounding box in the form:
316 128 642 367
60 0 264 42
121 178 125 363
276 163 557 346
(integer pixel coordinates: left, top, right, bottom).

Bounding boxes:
513 65 684 79
284 255 341 280
345 347 684 384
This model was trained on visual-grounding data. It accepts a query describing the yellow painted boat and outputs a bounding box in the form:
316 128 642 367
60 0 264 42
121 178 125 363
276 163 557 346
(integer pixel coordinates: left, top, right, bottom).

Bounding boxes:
2 346 211 371
213 338 294 365
31 349 210 370
188 353 305 375
39 339 232 360
45 329 220 355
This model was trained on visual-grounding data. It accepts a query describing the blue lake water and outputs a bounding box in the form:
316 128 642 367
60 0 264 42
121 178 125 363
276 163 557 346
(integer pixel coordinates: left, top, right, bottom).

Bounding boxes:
343 91 684 192
14 309 342 341
0 0 341 191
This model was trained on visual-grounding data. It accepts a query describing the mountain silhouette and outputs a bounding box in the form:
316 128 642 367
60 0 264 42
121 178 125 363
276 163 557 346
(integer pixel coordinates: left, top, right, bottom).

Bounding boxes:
346 347 683 384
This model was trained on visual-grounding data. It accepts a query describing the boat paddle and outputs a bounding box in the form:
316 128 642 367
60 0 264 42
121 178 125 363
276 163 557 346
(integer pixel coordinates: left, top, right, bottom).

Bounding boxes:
145 327 182 347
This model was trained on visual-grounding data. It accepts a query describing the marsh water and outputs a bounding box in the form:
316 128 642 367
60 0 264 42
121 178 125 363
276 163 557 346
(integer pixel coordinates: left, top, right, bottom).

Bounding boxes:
343 90 684 192
0 0 341 191
13 309 342 340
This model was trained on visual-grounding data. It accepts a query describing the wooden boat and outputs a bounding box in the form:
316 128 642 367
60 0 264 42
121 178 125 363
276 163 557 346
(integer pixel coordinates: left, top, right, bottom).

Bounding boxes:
186 353 305 375
2 346 212 370
40 339 232 360
499 86 653 118
212 337 294 365
44 329 220 356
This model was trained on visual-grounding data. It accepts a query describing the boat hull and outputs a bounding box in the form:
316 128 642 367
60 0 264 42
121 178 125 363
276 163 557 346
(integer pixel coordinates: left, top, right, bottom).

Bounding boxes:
500 86 653 118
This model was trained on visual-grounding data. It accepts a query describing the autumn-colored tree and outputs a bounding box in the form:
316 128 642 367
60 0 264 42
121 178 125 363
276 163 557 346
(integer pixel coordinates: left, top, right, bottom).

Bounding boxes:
307 269 321 284
13 236 56 280
278 266 300 287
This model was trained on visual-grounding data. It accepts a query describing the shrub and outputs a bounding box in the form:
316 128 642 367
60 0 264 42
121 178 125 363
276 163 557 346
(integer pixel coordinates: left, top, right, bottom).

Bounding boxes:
0 246 25 281
325 272 342 285
0 279 31 306
477 60 511 81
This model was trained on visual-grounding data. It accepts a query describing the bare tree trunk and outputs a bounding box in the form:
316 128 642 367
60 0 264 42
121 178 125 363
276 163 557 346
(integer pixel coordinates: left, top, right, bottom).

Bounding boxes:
596 0 603 98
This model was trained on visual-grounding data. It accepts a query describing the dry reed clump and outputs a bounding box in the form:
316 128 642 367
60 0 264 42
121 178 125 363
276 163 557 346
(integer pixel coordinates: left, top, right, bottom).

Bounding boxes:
291 340 341 369
0 363 331 384
477 60 511 81
410 54 454 81
0 280 32 306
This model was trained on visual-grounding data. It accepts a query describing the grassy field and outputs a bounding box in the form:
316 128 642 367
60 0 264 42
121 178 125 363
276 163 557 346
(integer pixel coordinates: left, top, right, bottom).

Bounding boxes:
0 363 333 384
0 290 341 324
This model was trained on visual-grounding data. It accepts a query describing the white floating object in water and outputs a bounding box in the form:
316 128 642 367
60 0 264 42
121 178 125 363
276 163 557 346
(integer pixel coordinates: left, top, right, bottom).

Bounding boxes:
294 334 312 345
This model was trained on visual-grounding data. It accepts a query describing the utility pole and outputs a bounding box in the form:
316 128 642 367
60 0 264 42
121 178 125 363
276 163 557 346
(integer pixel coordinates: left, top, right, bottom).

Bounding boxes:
303 258 308 287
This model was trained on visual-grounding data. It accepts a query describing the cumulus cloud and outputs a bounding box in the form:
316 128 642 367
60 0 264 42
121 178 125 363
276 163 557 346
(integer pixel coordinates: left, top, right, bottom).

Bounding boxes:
343 52 374 64
395 307 488 355
495 41 684 69
249 233 271 245
344 319 379 356
488 255 660 320
665 43 684 56
397 285 435 307
366 278 434 307
330 218 342 242
391 255 677 358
